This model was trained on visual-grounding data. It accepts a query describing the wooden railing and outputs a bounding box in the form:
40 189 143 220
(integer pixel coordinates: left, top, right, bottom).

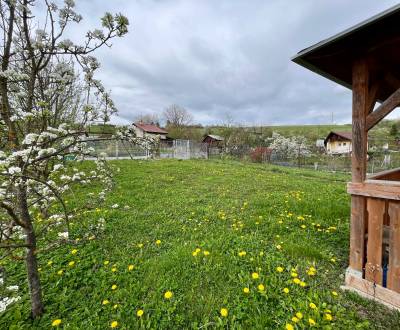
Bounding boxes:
346 170 400 307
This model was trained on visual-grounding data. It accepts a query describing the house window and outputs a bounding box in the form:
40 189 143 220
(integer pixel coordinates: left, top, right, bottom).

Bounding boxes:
343 142 346 146
338 143 341 146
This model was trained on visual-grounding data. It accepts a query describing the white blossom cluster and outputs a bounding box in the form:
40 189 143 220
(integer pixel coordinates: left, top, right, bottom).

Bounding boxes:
0 275 21 313
269 133 311 159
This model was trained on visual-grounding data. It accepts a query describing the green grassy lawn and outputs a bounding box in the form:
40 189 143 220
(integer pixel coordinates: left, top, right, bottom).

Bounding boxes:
2 160 400 329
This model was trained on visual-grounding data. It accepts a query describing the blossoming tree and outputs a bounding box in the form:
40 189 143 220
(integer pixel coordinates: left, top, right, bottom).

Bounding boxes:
0 0 135 317
270 133 310 166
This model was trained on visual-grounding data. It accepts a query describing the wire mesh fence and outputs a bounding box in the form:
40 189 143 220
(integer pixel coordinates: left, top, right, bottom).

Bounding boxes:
86 139 208 160
86 138 400 175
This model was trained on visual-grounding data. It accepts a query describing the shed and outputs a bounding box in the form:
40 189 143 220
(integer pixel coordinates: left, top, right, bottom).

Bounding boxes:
324 131 352 155
202 134 224 146
293 4 400 309
132 122 168 140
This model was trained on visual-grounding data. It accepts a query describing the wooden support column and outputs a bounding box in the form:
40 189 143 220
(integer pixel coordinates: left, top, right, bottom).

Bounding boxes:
349 58 369 273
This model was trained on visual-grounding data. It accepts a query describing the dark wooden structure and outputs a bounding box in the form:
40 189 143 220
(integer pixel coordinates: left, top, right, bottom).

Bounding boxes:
293 4 400 309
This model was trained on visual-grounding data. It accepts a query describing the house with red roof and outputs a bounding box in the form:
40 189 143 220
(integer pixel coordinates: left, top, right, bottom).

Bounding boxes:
132 122 168 140
324 131 352 155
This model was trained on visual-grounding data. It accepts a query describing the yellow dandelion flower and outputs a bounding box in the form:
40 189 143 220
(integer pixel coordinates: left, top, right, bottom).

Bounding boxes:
276 244 282 250
308 318 316 326
220 308 228 317
113 304 118 309
296 312 303 319
102 299 110 305
104 260 110 265
137 243 143 248
331 291 338 296
71 249 78 255
291 316 299 323
111 267 117 272
309 302 317 309
300 281 306 287
128 265 134 271
203 250 210 256
301 225 306 229
283 287 289 294
293 278 301 284
111 284 117 290
111 321 118 328
195 248 201 253
164 291 173 299
238 251 246 257
52 319 62 327
285 324 294 330
258 284 265 291
243 287 250 294
156 240 161 245
68 261 75 267
276 266 284 273
137 309 144 317
47 260 53 266
57 269 63 275
192 251 198 257
251 272 259 279
291 272 298 278
324 314 333 321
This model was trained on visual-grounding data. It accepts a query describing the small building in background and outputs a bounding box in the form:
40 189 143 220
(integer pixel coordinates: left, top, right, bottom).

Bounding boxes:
202 134 224 146
324 131 352 155
132 122 168 140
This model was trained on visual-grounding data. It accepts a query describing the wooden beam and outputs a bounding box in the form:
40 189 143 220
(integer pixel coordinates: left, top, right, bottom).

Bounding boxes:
352 58 369 182
366 86 400 130
367 82 379 114
365 198 385 285
348 180 400 201
349 58 369 274
344 274 400 309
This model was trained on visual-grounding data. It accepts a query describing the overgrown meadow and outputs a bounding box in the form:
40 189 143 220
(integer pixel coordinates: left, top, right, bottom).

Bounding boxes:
1 160 400 329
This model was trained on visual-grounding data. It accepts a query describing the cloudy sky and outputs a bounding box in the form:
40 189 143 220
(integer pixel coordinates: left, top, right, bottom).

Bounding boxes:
52 0 400 126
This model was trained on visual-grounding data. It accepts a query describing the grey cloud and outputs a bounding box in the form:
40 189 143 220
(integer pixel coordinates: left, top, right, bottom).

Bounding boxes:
63 0 400 125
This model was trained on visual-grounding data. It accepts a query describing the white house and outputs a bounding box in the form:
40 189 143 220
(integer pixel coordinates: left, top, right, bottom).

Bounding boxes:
324 131 352 155
132 122 168 140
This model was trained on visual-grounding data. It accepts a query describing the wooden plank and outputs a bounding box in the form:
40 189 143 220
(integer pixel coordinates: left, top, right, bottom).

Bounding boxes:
349 196 366 272
365 198 385 285
366 86 400 130
344 274 400 309
368 167 400 181
388 202 400 293
351 59 369 183
348 181 400 201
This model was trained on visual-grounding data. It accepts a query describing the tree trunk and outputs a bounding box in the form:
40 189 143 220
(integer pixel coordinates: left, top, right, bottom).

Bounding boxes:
18 184 44 318
24 227 44 318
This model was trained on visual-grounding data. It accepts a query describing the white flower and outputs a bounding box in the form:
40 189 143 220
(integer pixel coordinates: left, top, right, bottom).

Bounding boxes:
58 232 69 239
53 164 64 171
111 204 119 209
8 167 21 175
6 285 19 292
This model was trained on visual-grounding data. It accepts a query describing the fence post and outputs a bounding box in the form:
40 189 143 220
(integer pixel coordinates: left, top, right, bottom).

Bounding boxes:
115 140 119 159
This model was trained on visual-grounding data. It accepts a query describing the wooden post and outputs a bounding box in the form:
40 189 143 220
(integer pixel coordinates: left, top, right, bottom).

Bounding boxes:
348 58 369 274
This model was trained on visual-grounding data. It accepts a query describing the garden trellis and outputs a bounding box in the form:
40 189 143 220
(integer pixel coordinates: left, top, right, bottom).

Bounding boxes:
293 4 400 309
